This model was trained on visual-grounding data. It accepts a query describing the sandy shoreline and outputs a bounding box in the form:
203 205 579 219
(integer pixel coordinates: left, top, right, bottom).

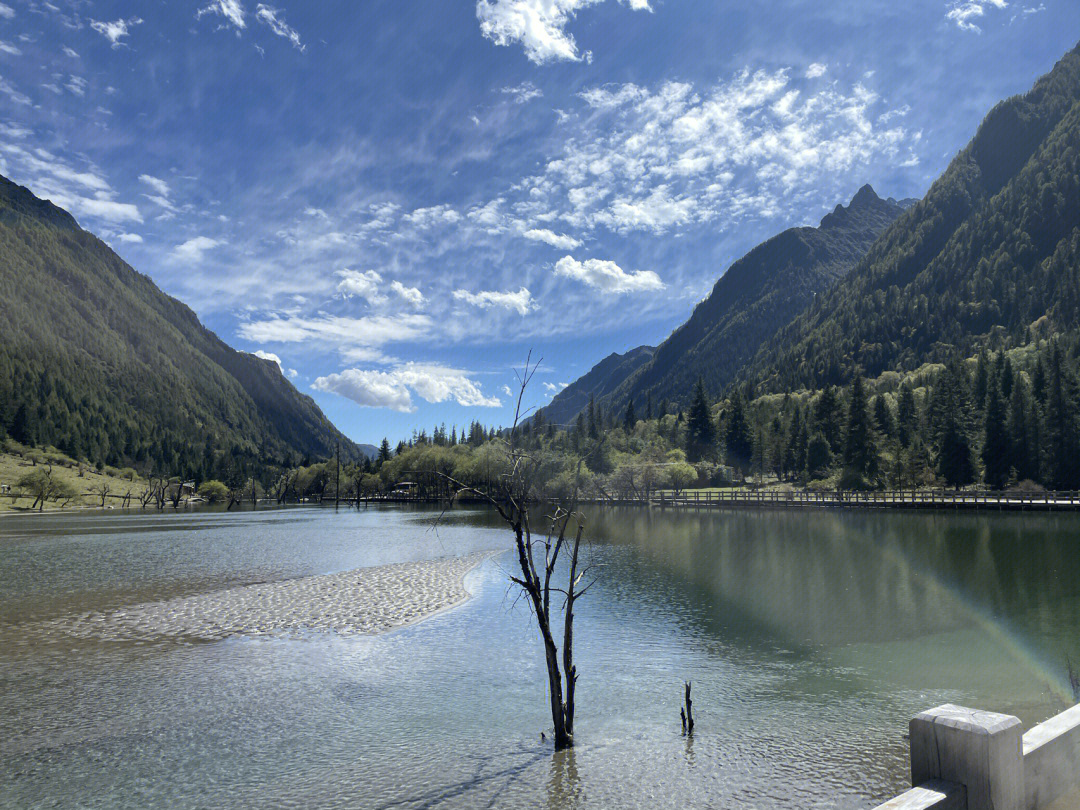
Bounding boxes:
38 551 499 642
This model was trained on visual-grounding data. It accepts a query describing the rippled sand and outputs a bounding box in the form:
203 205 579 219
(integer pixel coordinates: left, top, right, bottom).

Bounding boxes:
39 552 496 642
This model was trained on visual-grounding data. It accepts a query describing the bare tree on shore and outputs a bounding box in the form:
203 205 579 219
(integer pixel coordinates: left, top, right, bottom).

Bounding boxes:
434 354 594 750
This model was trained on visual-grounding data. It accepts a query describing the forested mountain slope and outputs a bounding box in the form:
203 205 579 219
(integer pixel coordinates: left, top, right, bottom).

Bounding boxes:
542 185 909 424
0 175 358 475
746 42 1080 391
542 346 656 426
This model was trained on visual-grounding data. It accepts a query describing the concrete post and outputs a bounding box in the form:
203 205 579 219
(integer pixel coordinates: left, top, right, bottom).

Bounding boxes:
909 704 1024 810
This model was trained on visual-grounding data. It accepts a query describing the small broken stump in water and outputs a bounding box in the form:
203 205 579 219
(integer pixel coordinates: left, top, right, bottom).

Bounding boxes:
680 680 694 735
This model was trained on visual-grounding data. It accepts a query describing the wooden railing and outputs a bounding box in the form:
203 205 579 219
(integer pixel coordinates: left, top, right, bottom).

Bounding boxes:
644 488 1080 511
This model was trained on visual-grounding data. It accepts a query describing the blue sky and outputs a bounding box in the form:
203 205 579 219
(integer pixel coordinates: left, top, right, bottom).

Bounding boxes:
0 0 1075 444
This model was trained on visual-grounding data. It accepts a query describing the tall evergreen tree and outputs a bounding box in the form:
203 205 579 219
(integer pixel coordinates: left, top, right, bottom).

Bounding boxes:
812 386 842 451
1041 344 1080 489
623 399 636 433
981 372 1010 489
934 360 976 488
841 375 878 488
685 378 717 462
897 384 917 448
723 393 753 471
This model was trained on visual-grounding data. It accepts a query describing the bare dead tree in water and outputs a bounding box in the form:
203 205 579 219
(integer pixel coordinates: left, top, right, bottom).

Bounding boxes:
433 353 594 750
681 681 694 735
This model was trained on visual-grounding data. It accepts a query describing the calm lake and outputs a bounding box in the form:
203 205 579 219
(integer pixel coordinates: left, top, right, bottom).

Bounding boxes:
1 505 1079 809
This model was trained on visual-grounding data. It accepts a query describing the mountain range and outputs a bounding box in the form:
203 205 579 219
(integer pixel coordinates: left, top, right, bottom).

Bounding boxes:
545 40 1080 422
0 175 359 475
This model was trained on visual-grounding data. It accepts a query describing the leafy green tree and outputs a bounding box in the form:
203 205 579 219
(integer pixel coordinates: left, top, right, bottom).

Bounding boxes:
197 480 229 503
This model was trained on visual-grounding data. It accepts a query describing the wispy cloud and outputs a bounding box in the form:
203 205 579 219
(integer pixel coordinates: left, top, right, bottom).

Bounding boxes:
197 0 246 31
522 228 581 249
172 236 221 262
500 81 543 103
0 4 13 20
452 287 535 315
90 18 143 48
238 312 432 353
946 0 1008 32
255 5 304 50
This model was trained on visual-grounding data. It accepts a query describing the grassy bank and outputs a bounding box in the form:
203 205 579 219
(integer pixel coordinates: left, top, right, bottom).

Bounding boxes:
0 441 147 514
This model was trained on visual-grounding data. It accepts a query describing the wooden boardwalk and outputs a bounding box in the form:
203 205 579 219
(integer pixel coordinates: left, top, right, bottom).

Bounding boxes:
360 489 1080 511
646 488 1080 512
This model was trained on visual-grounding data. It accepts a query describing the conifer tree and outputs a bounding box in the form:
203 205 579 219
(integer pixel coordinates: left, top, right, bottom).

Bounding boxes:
981 372 1010 489
897 384 917 448
723 392 753 471
841 375 878 488
685 378 717 462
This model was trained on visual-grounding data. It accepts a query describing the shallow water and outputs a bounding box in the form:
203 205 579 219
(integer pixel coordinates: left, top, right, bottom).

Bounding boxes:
1 504 1079 809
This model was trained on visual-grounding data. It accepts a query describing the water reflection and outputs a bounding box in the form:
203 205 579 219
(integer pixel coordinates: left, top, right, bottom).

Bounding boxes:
1 505 1078 809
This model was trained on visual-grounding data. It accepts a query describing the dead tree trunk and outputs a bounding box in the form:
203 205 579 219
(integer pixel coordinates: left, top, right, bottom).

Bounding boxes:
434 353 595 751
681 681 694 735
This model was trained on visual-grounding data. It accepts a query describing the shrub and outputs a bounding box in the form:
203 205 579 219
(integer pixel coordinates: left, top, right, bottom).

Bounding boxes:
197 480 229 503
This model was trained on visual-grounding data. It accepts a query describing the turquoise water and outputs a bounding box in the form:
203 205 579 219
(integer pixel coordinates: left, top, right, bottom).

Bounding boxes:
1 505 1078 809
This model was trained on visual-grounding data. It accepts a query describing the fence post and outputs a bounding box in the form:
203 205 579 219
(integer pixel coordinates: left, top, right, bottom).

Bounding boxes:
909 704 1024 810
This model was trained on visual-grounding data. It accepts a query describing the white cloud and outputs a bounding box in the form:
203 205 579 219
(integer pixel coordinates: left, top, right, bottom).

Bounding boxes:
476 0 651 64
501 67 915 235
805 62 827 78
139 174 171 197
251 349 297 377
543 381 569 392
90 18 143 48
946 0 1008 31
500 81 543 103
554 255 663 293
198 0 246 30
62 46 79 58
0 41 21 55
73 199 142 223
116 232 143 243
0 76 30 105
313 363 500 412
523 228 581 249
255 5 304 50
453 287 535 315
64 75 86 97
390 280 425 307
0 4 13 20
335 268 386 304
239 312 432 352
404 204 462 228
173 236 221 262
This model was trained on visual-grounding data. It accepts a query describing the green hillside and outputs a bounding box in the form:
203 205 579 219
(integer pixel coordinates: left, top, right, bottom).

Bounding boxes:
0 176 359 478
746 42 1080 391
542 185 909 424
